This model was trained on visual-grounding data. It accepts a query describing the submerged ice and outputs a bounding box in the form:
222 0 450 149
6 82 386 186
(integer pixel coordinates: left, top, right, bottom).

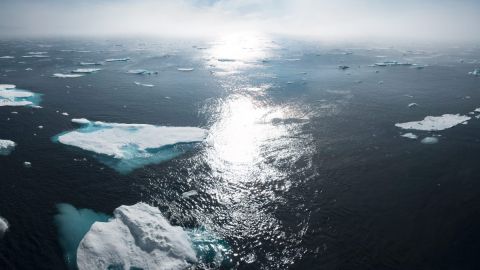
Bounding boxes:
395 114 470 131
73 203 231 270
0 84 41 107
53 118 207 173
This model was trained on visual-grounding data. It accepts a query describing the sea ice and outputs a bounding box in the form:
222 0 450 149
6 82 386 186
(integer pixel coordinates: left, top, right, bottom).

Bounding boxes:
0 216 8 237
177 68 194 72
469 68 480 76
0 84 41 107
53 73 84 78
0 139 16 155
395 114 470 131
421 137 439 144
71 68 101 74
79 62 103 66
134 81 155 87
182 190 199 198
105 57 130 62
401 133 418 139
374 61 413 67
53 118 207 173
127 69 158 75
0 56 14 59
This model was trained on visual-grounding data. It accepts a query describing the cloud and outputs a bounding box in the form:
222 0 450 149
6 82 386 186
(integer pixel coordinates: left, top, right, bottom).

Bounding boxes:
0 0 479 42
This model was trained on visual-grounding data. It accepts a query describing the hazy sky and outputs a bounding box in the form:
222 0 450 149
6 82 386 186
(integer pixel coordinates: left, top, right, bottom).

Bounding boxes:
0 0 479 42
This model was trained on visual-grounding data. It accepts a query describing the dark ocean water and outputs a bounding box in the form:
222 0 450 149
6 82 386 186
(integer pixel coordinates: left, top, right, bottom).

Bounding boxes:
0 35 480 269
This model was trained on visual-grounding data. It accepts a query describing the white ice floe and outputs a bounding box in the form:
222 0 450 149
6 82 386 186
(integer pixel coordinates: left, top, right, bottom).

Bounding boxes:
408 103 418 108
77 202 197 270
395 114 471 131
401 133 418 140
71 68 101 74
54 119 207 173
127 69 157 75
53 73 84 78
374 61 413 67
421 137 439 144
469 68 480 76
23 161 32 168
134 81 154 87
0 56 15 59
0 139 16 155
0 84 41 107
79 62 103 66
177 68 194 72
0 216 8 236
105 58 130 62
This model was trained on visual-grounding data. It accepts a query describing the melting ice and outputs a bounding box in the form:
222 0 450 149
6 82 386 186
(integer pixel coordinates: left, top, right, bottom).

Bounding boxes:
0 84 42 107
53 118 207 173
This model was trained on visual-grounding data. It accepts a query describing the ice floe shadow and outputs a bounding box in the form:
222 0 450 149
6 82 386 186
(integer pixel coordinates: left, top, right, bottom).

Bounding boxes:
52 119 207 174
55 203 232 270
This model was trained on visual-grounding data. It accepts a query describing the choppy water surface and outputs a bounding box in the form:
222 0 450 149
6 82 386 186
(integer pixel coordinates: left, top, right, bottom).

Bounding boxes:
1 34 480 269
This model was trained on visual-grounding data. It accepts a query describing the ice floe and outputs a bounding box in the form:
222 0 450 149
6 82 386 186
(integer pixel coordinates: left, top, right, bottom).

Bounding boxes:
0 139 16 155
401 133 418 140
469 68 480 76
72 202 231 270
408 103 418 108
177 68 194 72
71 68 101 74
395 114 470 131
52 73 84 78
373 61 413 67
182 190 198 198
127 69 158 75
79 62 103 66
0 84 42 107
0 56 14 59
421 137 439 144
134 81 154 87
105 57 130 62
53 118 207 173
0 216 8 237
23 161 31 168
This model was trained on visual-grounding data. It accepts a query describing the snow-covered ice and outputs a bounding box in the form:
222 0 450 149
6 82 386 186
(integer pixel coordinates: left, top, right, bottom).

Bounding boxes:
0 139 16 155
0 84 42 107
395 114 470 131
53 118 207 173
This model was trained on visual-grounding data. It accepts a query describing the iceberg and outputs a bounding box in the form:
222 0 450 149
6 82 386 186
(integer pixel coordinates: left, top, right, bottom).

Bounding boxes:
0 216 8 237
0 139 16 155
72 203 232 270
71 68 101 74
105 57 130 62
0 84 42 107
395 114 470 131
53 118 207 173
53 73 84 78
127 69 158 75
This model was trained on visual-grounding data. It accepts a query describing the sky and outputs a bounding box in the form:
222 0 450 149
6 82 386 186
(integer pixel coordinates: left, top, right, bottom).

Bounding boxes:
0 0 479 42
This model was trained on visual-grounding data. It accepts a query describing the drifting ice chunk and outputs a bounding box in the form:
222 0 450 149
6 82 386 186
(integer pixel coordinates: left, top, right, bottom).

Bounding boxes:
0 56 15 59
53 73 84 78
53 118 207 173
0 139 16 155
421 137 439 144
105 57 130 62
23 161 32 168
127 69 158 75
0 216 8 237
374 61 413 67
469 68 480 76
408 103 418 108
401 133 418 139
79 62 103 66
71 68 101 74
134 81 154 87
0 84 41 107
395 114 470 131
77 203 197 270
177 68 194 72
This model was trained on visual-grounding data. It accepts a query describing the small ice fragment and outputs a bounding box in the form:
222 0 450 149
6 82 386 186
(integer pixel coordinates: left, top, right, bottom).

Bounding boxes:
421 137 439 144
71 68 101 74
62 112 69 116
53 73 84 78
401 133 418 139
105 57 130 62
0 139 16 155
79 62 103 66
468 68 480 76
25 68 33 71
134 82 154 87
0 216 8 236
177 68 194 72
408 103 418 108
374 61 413 67
338 65 349 70
395 114 470 131
127 69 157 75
0 56 15 59
23 161 32 168
182 190 198 198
